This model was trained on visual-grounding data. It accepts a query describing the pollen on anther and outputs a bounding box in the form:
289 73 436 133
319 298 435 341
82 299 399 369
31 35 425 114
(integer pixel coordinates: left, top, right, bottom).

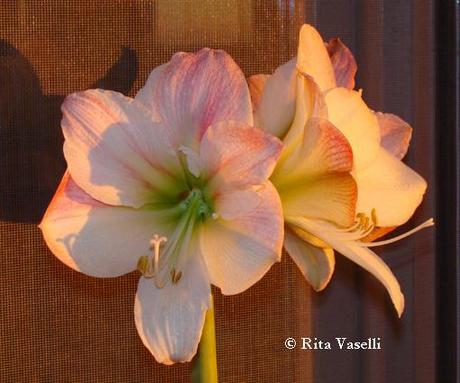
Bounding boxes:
212 212 219 220
171 268 183 284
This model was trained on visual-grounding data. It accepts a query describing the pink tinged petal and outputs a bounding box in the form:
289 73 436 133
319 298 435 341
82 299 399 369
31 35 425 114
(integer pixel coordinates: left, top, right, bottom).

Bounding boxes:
293 217 405 317
276 117 353 180
326 38 357 90
134 246 211 365
140 48 253 148
200 121 283 192
325 87 381 170
62 89 182 208
254 59 297 138
135 62 168 121
274 118 357 227
39 172 171 277
376 112 412 160
201 182 283 295
247 74 269 114
215 187 261 220
284 228 335 291
297 24 336 91
355 147 427 227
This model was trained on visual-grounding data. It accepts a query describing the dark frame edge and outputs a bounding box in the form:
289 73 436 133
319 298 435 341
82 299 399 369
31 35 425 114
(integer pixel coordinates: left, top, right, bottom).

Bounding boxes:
436 1 460 382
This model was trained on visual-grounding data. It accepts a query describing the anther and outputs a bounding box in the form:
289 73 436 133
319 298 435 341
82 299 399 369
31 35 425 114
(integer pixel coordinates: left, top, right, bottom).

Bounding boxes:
171 269 183 284
371 208 378 226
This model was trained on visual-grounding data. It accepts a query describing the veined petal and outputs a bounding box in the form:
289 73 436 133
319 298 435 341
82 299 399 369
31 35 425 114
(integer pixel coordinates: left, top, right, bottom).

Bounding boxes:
284 227 335 291
201 182 283 295
253 58 297 138
297 24 336 91
274 117 353 182
355 147 427 227
326 38 357 90
62 89 182 208
291 217 405 316
200 121 283 192
325 87 380 170
134 245 211 365
376 112 412 160
137 48 253 149
281 175 357 227
274 117 356 227
39 172 172 277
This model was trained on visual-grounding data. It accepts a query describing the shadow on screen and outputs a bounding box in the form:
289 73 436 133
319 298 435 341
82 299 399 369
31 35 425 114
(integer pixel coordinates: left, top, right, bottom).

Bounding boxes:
0 40 138 223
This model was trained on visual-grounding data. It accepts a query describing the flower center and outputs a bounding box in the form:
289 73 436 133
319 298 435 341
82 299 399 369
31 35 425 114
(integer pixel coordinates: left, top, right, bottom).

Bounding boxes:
137 188 215 288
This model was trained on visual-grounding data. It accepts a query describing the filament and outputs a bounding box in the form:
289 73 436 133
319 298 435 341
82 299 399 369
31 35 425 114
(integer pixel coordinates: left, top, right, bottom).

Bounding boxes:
358 218 434 247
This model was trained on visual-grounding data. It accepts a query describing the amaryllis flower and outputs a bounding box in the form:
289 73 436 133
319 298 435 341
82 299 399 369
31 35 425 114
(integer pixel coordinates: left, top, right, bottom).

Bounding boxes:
40 48 284 364
249 24 432 316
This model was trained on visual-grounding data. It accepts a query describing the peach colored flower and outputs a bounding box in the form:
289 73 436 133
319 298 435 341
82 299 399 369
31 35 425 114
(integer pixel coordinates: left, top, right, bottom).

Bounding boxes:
249 25 432 316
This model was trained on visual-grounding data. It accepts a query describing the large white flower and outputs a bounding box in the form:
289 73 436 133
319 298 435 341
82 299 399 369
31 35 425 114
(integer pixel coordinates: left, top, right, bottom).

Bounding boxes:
249 24 432 316
40 49 284 364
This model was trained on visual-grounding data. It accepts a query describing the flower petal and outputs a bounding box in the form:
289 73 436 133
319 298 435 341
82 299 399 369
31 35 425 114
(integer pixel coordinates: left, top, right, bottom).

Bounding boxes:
200 121 283 192
325 87 381 170
275 117 353 181
137 48 253 148
39 172 172 277
247 74 269 114
62 89 182 208
281 175 357 227
200 182 283 295
134 246 211 365
135 62 168 121
297 24 336 91
326 38 357 90
253 58 297 138
273 117 357 227
282 73 328 149
355 147 427 227
215 187 261 221
291 217 405 317
284 227 335 291
376 112 412 160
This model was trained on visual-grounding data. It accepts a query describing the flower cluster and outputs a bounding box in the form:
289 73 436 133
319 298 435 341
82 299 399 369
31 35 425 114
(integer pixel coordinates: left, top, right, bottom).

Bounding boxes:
40 24 432 365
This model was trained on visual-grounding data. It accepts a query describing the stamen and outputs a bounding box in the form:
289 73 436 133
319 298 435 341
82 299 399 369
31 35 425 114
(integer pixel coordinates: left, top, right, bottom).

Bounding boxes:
211 212 219 220
140 189 210 288
171 269 183 284
137 256 150 276
137 234 167 280
358 218 434 247
371 208 378 226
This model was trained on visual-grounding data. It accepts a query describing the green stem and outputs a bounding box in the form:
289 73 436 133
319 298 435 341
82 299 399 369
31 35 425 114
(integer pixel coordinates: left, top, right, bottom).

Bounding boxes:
191 295 218 383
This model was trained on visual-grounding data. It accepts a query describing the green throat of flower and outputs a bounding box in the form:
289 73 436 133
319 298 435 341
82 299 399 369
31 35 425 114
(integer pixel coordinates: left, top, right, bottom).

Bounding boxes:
137 187 216 289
